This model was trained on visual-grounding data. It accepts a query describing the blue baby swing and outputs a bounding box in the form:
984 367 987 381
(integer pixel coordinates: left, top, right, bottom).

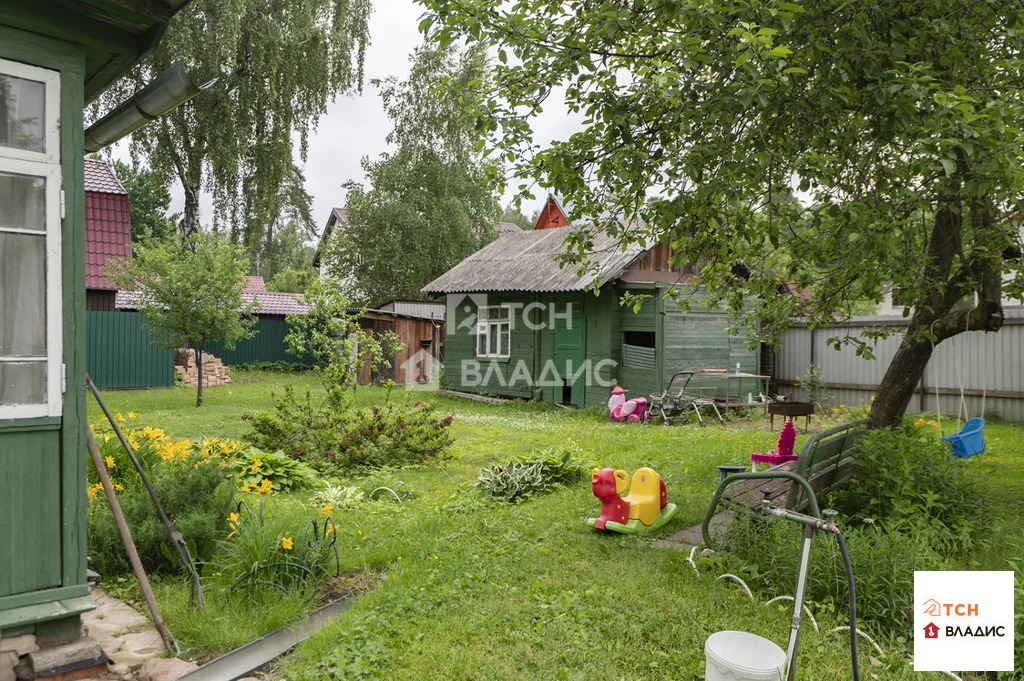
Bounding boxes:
933 314 986 458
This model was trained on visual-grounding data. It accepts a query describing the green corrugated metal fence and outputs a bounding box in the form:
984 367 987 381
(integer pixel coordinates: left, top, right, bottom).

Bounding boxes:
87 313 310 389
207 317 311 366
86 310 175 389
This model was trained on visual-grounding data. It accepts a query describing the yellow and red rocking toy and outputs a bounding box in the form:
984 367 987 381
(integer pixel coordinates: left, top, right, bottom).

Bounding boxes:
586 467 677 533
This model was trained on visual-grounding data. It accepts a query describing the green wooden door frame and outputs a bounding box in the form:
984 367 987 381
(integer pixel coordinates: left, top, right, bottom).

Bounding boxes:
549 304 586 408
0 26 90 631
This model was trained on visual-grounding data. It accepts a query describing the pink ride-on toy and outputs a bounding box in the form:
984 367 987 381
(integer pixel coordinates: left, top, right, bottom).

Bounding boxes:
750 418 798 471
608 385 647 422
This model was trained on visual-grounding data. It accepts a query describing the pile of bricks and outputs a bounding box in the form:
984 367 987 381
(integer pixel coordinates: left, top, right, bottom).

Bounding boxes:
175 349 232 387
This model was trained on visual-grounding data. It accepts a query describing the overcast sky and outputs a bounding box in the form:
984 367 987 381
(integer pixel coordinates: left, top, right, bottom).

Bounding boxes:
114 0 583 243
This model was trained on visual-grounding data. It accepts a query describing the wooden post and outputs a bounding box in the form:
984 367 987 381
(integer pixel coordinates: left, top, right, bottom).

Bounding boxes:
85 429 176 654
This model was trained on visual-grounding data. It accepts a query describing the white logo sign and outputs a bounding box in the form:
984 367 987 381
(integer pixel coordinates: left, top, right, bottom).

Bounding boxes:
913 571 1015 672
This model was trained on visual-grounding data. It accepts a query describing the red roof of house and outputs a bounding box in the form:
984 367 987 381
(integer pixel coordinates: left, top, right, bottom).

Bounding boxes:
85 160 131 290
533 193 572 230
116 288 309 316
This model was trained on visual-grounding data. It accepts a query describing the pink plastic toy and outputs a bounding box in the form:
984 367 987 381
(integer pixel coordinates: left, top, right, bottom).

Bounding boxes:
608 385 648 423
750 418 798 471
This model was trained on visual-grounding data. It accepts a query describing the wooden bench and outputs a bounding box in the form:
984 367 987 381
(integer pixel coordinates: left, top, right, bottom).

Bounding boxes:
723 419 869 513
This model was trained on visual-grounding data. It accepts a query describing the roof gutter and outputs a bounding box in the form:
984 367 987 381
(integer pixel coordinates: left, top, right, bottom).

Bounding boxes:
84 61 214 153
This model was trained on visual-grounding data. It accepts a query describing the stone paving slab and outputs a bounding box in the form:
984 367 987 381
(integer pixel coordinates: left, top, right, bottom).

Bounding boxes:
82 587 168 673
651 510 733 551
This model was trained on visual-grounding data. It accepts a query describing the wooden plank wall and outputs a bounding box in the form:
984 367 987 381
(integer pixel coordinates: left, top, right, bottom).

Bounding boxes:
357 313 445 386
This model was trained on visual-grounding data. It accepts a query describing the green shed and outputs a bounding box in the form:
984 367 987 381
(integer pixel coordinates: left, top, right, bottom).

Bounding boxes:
0 0 187 662
423 228 760 409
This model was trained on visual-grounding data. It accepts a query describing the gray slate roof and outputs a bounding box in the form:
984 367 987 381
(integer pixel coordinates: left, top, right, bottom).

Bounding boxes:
422 228 646 294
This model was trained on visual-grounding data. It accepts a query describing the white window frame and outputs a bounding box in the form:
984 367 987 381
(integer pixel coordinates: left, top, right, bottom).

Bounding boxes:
0 58 62 419
476 305 511 359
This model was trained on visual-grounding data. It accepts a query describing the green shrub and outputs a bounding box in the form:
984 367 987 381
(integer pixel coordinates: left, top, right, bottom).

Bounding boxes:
475 441 590 504
86 418 240 577
210 500 338 598
835 422 987 557
88 451 235 576
242 386 455 473
224 445 320 494
232 361 313 373
720 512 950 637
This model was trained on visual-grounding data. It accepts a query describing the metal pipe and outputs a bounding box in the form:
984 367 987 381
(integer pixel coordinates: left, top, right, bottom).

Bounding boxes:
701 470 822 547
86 429 177 654
84 61 214 152
86 374 206 610
784 526 813 681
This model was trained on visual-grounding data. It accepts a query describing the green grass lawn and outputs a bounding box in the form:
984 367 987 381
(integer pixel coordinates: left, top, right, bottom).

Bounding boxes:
90 372 1024 680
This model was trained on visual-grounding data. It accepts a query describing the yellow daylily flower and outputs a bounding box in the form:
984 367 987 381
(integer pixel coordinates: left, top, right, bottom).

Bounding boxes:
281 536 294 550
114 482 124 492
250 459 263 472
115 413 125 423
318 503 334 515
127 412 138 420
105 456 116 469
228 512 240 525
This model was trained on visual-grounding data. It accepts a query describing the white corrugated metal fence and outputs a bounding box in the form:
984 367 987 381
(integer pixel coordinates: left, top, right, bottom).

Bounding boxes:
776 309 1024 423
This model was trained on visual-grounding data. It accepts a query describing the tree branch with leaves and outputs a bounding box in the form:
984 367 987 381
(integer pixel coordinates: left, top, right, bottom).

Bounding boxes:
421 0 1024 426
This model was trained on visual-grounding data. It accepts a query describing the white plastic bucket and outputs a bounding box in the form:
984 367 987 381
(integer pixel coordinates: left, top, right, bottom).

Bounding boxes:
705 630 787 681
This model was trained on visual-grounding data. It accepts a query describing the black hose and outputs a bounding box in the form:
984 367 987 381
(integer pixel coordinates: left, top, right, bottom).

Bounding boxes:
834 529 860 681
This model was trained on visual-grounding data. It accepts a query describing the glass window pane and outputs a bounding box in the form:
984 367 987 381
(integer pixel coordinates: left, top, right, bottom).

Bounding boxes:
0 171 45 231
0 75 45 153
0 361 46 404
477 331 487 356
0 74 45 153
0 232 45 356
488 324 498 355
499 324 509 356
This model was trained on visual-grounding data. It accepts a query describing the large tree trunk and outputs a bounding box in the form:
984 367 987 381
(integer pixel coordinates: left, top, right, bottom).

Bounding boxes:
868 205 1005 428
180 182 201 249
194 346 204 408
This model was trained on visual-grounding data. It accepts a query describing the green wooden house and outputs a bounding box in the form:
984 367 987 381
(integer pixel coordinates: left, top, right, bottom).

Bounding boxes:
0 0 187 655
422 219 760 409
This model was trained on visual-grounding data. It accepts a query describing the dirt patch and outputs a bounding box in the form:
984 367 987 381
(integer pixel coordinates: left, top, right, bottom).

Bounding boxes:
318 570 383 603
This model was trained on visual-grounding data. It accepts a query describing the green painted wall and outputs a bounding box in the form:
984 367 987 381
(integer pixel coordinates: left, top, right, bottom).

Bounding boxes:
445 292 541 400
442 283 759 409
0 26 91 628
86 311 175 389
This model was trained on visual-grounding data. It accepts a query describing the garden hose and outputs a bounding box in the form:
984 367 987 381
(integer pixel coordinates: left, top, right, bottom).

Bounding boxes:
833 528 859 681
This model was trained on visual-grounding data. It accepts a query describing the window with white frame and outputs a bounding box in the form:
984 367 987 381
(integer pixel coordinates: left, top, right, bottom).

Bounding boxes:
476 306 510 358
0 58 62 418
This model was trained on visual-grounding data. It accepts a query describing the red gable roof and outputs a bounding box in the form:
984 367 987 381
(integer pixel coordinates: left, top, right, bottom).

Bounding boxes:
84 160 132 290
533 193 571 230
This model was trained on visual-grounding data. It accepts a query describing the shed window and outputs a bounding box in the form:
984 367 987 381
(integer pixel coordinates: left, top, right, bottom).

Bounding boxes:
622 331 656 370
476 306 510 359
0 59 62 419
623 331 655 348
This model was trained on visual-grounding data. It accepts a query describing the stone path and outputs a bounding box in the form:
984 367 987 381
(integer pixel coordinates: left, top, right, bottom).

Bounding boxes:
82 587 168 674
651 510 733 551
